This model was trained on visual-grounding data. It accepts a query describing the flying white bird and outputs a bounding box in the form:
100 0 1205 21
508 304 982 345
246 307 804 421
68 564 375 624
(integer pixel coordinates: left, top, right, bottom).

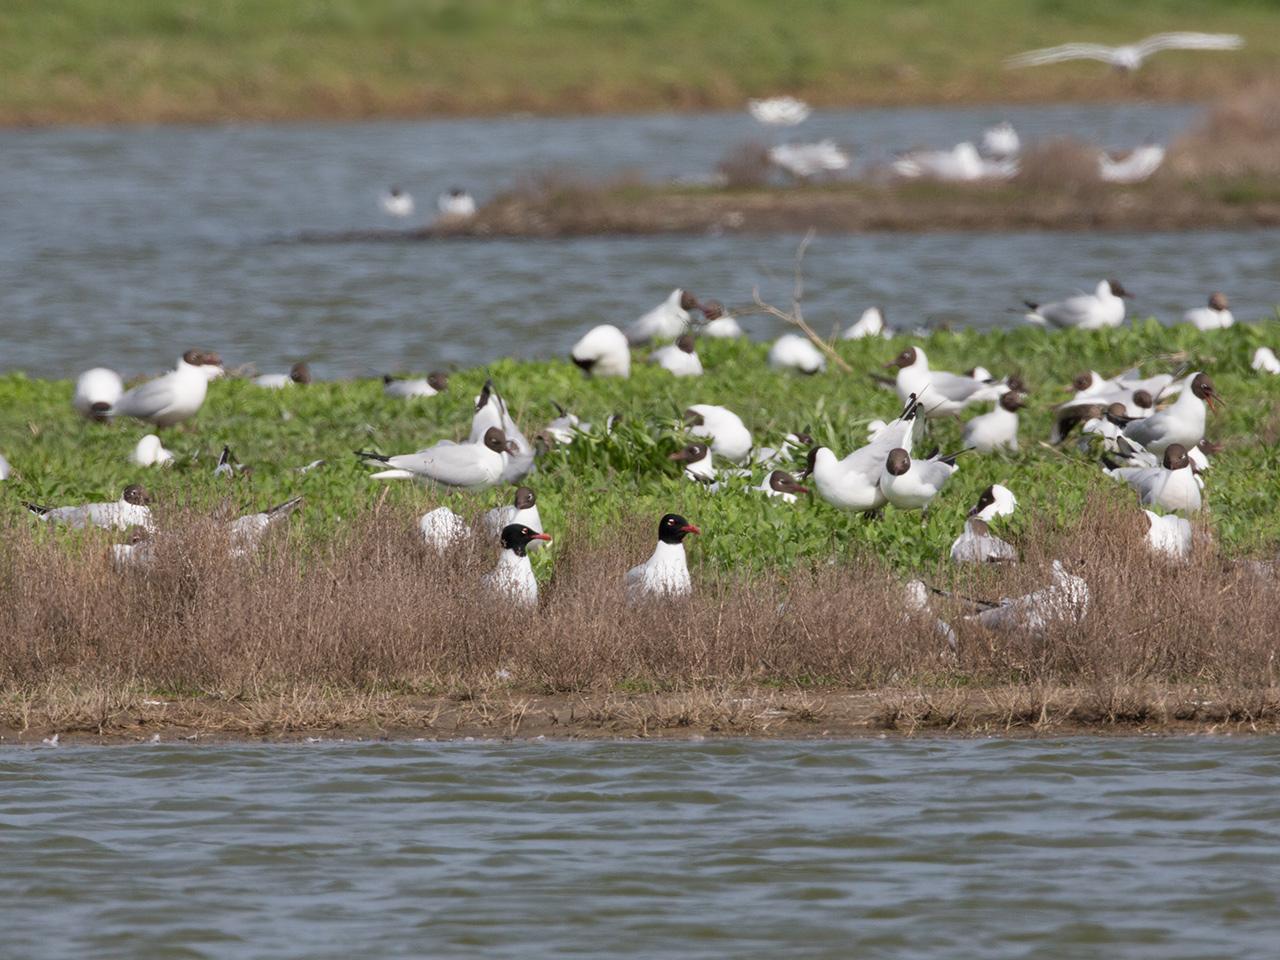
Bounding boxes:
748 96 811 126
968 483 1018 522
1006 33 1244 72
625 513 700 600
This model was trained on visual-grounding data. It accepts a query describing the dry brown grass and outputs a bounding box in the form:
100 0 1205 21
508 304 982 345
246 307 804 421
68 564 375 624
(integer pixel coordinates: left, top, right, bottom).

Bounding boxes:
1 498 1277 739
1015 137 1106 194
1170 82 1280 178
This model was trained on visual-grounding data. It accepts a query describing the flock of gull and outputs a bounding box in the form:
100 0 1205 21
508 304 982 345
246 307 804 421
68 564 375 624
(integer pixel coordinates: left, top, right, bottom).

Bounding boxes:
4 260 1271 639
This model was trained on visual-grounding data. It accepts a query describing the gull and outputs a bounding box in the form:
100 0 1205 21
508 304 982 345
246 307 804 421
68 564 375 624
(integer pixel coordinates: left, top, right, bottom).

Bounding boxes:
626 514 700 600
885 347 1004 417
962 392 1025 454
1252 347 1280 375
296 459 326 473
950 517 1017 564
73 367 123 421
483 524 552 608
571 324 631 378
625 289 700 345
697 301 744 339
756 470 809 503
969 483 1018 522
110 350 224 427
27 484 154 532
903 580 958 651
383 372 449 399
969 560 1089 635
685 404 753 463
879 447 963 516
842 306 891 340
748 96 811 126
1104 443 1202 513
380 186 414 218
892 142 1017 181
483 486 544 551
1006 33 1244 72
1098 144 1165 184
1024 279 1130 330
541 402 592 446
253 362 311 389
801 395 920 514
111 528 154 570
669 442 718 484
229 497 304 556
437 187 477 220
1070 402 1130 453
214 445 247 478
420 505 468 553
649 334 703 377
1109 434 1216 473
1184 292 1234 331
753 430 813 469
981 122 1021 160
1121 372 1219 455
0 452 9 481
130 434 175 468
1145 510 1192 559
768 140 850 179
357 427 515 489
768 334 825 374
469 380 533 483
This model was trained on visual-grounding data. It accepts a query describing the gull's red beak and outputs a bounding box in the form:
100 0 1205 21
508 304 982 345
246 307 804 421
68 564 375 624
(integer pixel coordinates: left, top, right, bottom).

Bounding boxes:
794 485 810 495
532 533 553 543
681 524 701 535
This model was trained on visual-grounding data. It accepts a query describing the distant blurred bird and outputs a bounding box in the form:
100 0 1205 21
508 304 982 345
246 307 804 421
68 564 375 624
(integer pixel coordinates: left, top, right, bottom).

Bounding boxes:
842 306 891 340
73 367 124 422
1183 292 1234 331
254 361 311 389
768 140 850 178
437 187 476 219
768 334 826 375
1006 33 1243 72
380 186 415 218
981 122 1021 160
1098 145 1165 183
748 96 811 126
893 142 1017 182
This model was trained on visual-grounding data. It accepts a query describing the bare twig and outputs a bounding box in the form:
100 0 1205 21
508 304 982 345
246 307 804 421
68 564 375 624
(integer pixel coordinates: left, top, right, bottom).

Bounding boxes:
753 231 852 372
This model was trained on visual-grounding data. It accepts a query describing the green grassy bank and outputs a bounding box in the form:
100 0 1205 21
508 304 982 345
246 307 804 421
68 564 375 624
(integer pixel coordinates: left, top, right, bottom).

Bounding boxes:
4 0 1280 125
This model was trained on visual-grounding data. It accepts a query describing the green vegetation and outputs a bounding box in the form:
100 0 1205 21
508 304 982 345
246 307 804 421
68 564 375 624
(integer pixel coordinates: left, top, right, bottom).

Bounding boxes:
3 319 1280 573
4 0 1279 124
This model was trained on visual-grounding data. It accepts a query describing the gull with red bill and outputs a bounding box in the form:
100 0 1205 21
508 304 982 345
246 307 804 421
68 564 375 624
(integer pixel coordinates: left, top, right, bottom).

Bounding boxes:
626 513 700 600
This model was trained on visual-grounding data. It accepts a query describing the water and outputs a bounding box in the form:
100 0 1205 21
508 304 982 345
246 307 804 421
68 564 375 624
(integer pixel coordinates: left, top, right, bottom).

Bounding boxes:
5 103 1280 380
1 737 1276 958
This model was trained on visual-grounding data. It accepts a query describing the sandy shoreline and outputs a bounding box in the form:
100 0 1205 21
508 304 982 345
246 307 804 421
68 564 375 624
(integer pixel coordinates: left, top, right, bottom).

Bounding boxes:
5 686 1277 746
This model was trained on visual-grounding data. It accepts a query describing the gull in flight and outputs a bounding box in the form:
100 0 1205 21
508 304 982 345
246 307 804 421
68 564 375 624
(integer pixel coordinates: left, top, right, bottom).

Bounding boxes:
1006 33 1243 72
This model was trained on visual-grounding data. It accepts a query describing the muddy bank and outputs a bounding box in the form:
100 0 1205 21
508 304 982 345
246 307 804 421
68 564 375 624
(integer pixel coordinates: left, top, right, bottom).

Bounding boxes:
5 685 1277 746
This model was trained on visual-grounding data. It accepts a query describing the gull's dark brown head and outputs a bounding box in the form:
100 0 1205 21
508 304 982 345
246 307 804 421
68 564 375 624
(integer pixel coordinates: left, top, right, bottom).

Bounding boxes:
428 372 449 392
700 300 724 320
1163 444 1190 471
999 392 1026 413
1107 279 1132 298
768 470 809 496
1209 291 1229 311
1071 372 1094 393
669 443 709 464
289 361 312 384
675 333 696 354
885 347 918 370
122 484 150 506
1132 389 1154 410
885 448 911 477
513 486 536 510
482 427 509 454
1190 373 1220 412
679 290 699 311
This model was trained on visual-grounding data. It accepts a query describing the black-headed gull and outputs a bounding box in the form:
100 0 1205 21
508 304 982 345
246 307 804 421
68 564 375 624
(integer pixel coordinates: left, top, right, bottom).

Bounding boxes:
768 140 850 178
625 289 699 345
903 580 958 650
437 187 477 220
669 442 717 484
802 395 920 514
483 486 544 550
1024 279 1129 330
970 560 1089 635
420 505 468 552
130 434 175 467
697 301 743 339
1098 145 1165 184
950 517 1017 564
484 524 552 608
626 514 699 600
769 334 825 374
384 372 449 399
1006 33 1243 72
214 445 247 478
756 470 809 503
110 351 224 427
1253 347 1280 375
748 96 810 126
253 362 311 389
229 496 304 555
969 483 1017 522
571 324 631 378
886 347 1003 417
962 392 1024 454
842 306 890 340
981 122 1020 160
27 484 154 532
879 447 962 516
1121 373 1219 455
892 142 1016 181
685 404 753 463
1104 443 1202 513
73 367 123 421
1184 292 1234 331
357 426 515 489
1145 510 1192 559
111 528 154 570
753 430 813 469
380 186 415 218
0 452 9 481
469 381 533 483
649 334 703 377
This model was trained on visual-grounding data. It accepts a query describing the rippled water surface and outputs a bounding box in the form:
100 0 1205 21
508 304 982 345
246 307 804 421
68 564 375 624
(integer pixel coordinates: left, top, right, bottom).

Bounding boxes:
5 104 1280 379
2 737 1277 958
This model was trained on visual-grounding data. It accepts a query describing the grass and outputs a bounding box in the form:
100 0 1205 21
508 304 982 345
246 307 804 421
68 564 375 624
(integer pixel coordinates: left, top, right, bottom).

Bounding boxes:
4 0 1280 125
3 320 1280 739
